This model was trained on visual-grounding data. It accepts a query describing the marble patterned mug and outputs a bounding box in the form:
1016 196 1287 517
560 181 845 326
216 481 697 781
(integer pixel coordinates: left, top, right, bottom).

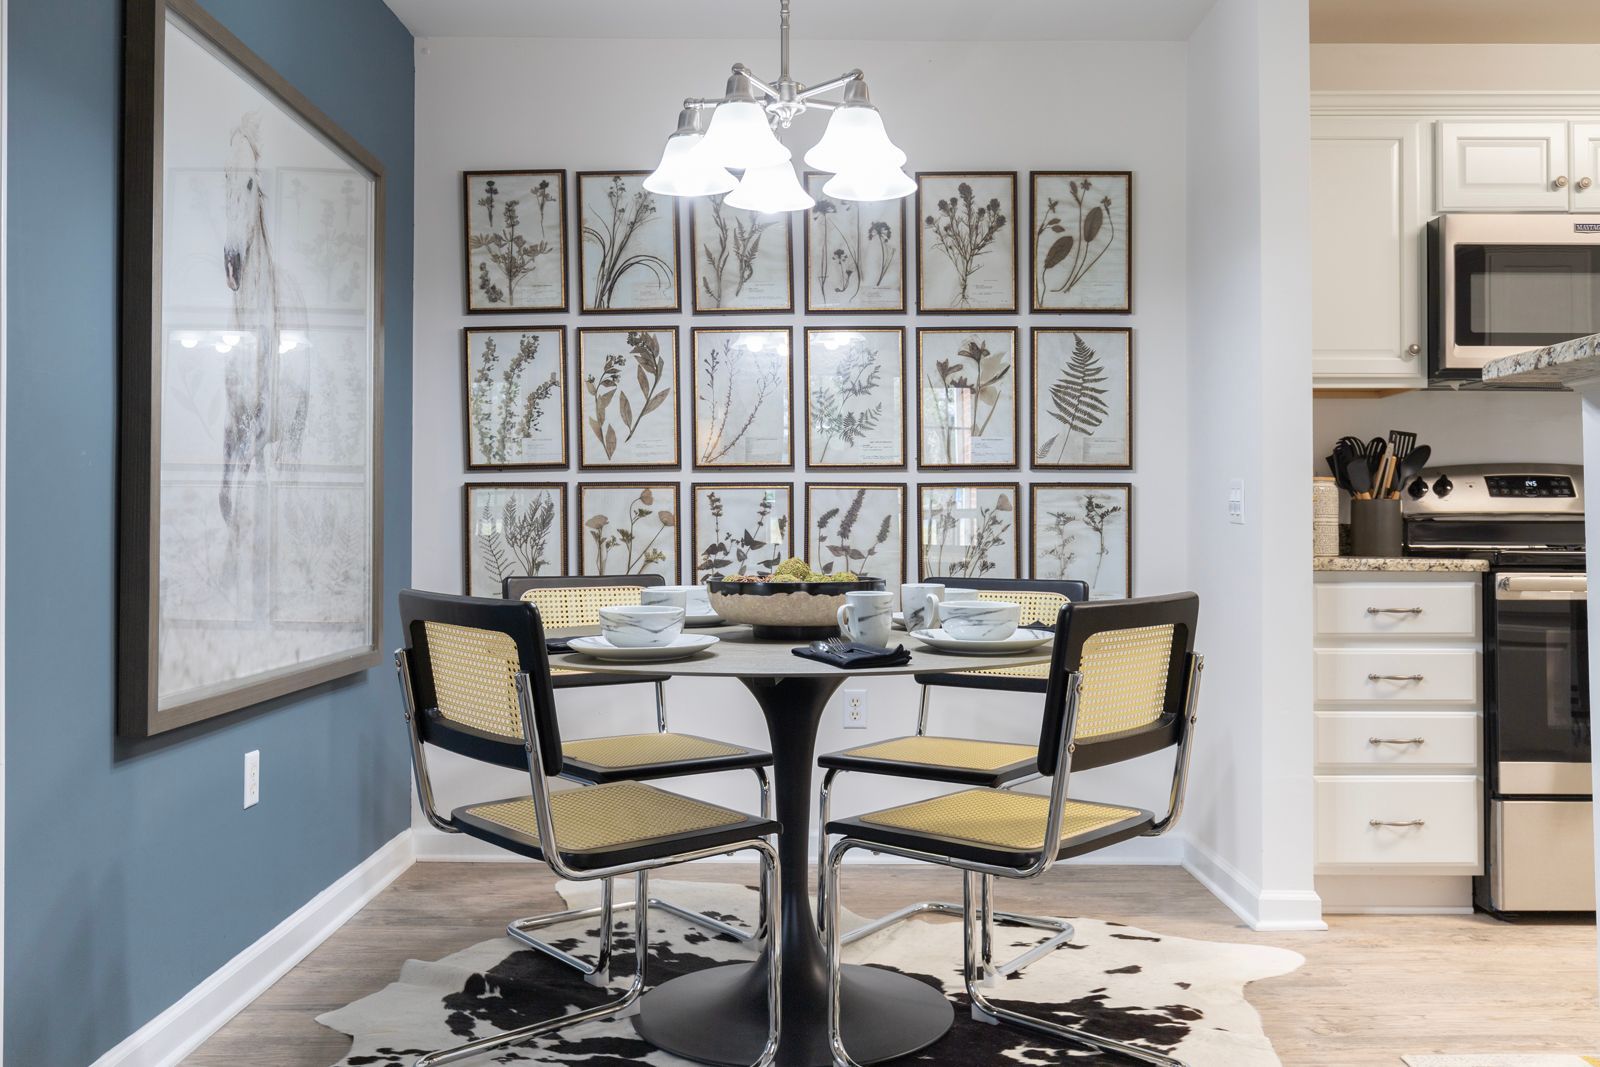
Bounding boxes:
900 582 945 633
836 590 894 647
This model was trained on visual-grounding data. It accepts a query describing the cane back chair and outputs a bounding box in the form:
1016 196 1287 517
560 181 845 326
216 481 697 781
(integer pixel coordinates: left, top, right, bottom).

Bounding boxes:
397 590 782 1067
824 593 1204 1067
502 574 774 976
816 577 1088 977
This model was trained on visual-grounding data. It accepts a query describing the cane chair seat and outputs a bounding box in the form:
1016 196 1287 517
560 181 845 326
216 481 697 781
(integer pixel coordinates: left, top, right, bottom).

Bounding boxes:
562 732 772 783
454 780 779 872
818 735 1038 787
830 788 1152 869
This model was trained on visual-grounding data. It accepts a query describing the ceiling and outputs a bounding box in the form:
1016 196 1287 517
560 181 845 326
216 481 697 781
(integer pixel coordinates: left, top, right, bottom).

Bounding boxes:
382 0 1218 42
1311 0 1600 43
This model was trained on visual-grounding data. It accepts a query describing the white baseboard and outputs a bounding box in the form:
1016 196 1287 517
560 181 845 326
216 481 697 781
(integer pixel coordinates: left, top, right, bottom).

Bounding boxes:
1181 838 1326 931
90 830 415 1067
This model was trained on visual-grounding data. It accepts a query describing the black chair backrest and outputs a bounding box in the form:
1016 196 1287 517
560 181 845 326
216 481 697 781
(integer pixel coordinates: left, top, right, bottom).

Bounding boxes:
398 589 565 776
1035 592 1199 777
913 577 1090 693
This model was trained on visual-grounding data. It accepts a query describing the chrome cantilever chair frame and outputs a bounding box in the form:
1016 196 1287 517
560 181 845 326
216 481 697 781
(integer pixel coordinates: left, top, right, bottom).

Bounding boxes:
823 600 1204 1067
396 593 782 1067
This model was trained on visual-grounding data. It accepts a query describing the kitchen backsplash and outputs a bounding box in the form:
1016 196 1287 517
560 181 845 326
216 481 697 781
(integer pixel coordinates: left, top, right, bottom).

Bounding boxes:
1312 389 1579 474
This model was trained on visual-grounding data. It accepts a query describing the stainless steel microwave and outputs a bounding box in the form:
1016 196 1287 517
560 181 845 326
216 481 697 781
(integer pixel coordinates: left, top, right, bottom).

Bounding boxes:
1429 213 1600 379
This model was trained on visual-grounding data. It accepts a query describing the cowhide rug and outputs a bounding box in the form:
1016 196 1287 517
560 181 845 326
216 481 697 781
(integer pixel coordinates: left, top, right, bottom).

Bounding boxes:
318 880 1302 1066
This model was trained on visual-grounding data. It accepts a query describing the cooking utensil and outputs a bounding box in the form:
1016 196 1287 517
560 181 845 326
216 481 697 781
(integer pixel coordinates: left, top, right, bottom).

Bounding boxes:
1366 437 1388 478
1388 429 1417 460
1396 444 1431 494
1325 454 1347 491
1345 454 1373 499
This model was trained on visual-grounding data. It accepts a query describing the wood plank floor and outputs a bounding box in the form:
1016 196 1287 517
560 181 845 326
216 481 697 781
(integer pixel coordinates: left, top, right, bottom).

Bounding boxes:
184 862 1599 1066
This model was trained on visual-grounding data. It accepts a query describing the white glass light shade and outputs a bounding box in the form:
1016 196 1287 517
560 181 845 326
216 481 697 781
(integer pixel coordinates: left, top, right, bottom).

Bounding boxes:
725 161 815 214
803 106 906 173
699 100 790 170
822 164 916 202
643 132 737 197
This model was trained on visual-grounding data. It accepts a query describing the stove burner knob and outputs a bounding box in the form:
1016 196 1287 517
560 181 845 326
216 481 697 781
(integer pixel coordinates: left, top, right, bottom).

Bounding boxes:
1432 474 1454 498
1407 476 1430 500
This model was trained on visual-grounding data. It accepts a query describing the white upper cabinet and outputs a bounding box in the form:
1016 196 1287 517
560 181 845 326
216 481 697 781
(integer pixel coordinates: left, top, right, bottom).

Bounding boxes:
1571 123 1600 212
1437 120 1573 211
1311 117 1426 387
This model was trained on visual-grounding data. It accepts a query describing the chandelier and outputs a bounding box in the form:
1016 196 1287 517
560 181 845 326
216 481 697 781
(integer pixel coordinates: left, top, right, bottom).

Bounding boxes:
642 0 913 214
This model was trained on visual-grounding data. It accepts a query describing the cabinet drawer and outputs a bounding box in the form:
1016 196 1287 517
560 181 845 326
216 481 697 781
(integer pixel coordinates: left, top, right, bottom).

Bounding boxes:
1314 649 1478 704
1316 775 1481 868
1315 712 1480 770
1314 581 1478 638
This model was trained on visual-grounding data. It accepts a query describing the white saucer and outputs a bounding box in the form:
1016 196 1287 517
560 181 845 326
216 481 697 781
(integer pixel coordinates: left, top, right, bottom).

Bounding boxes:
684 611 724 627
906 627 1053 655
567 633 720 662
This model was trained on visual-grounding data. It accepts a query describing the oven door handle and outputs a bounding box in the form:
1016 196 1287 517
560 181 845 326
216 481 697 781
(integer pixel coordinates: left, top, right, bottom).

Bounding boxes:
1495 573 1588 601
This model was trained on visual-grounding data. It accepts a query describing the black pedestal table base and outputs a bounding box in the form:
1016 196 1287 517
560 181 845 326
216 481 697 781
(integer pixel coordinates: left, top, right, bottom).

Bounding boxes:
633 674 954 1066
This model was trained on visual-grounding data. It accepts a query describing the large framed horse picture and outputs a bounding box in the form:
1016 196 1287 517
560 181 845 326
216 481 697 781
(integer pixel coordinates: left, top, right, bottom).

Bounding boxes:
119 0 384 736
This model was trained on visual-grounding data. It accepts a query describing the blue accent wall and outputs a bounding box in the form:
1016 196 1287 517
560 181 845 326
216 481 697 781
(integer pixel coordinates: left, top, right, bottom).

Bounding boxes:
4 0 413 1062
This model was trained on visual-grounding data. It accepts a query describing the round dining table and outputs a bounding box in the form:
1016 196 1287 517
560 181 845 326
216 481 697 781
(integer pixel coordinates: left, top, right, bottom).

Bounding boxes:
550 624 1055 1067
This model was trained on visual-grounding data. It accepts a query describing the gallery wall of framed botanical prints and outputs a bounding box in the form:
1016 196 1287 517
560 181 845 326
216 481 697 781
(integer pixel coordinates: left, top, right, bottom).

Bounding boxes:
458 167 1136 604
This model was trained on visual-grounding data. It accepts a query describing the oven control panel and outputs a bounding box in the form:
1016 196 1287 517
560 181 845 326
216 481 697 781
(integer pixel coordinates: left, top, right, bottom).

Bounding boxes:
1485 474 1577 499
1405 464 1585 518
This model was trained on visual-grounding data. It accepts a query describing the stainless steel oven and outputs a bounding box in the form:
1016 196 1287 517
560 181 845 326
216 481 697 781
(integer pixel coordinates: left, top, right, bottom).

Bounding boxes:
1429 213 1600 379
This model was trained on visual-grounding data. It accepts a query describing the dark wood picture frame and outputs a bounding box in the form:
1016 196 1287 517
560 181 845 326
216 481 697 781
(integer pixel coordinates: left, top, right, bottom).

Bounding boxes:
1029 326 1133 471
1028 482 1133 598
803 482 908 585
462 325 570 471
462 168 569 314
690 326 795 472
1029 170 1132 314
915 481 1023 581
804 326 907 471
802 171 907 314
575 170 682 313
915 170 1019 315
463 482 570 596
575 326 682 471
689 197 795 314
688 482 795 583
119 0 385 738
915 326 1021 470
575 481 683 582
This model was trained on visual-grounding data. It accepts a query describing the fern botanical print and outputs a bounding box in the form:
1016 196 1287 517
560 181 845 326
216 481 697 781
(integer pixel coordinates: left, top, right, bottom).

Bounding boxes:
917 173 1017 312
917 328 1017 467
805 484 905 587
1030 483 1130 599
806 328 905 467
464 328 567 468
1031 171 1131 313
579 483 680 581
693 195 792 312
578 172 679 311
692 484 791 581
693 329 792 468
918 484 1020 580
279 168 369 313
804 174 905 312
464 171 566 312
1032 328 1131 469
577 328 679 468
465 484 567 596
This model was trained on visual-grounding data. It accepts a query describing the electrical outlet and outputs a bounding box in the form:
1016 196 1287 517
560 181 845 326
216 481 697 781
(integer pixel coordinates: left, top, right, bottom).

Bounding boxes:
244 750 260 809
844 689 867 729
1227 479 1246 525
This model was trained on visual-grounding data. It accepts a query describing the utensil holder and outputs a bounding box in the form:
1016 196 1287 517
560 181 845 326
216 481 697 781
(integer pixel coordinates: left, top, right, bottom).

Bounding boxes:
1349 498 1402 558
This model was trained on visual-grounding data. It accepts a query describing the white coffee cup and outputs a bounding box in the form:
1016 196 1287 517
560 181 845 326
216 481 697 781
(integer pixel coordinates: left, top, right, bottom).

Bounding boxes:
901 583 945 633
944 587 976 602
640 588 688 611
836 590 894 646
599 605 685 647
939 599 1020 642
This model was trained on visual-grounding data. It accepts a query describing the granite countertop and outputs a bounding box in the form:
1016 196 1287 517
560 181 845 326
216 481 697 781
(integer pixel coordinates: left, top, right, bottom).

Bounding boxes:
1313 556 1489 573
1482 332 1600 387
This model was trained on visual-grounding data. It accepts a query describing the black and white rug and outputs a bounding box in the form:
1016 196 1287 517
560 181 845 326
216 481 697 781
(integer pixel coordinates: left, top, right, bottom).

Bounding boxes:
319 880 1302 1066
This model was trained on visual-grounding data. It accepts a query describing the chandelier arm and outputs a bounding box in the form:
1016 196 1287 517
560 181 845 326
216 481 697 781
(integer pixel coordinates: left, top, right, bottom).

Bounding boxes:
794 69 863 102
731 64 780 100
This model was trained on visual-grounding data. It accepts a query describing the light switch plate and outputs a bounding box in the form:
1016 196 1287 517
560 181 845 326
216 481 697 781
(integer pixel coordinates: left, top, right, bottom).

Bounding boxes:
1228 479 1246 525
244 750 260 809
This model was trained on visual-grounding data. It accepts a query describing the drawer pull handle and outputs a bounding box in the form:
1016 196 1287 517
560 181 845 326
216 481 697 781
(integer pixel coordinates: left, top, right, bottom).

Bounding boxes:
1369 819 1425 829
1367 673 1425 683
1368 736 1426 746
1366 607 1423 616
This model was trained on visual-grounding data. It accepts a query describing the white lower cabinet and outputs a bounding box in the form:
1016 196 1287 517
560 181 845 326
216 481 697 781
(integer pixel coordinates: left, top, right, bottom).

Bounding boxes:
1316 776 1482 869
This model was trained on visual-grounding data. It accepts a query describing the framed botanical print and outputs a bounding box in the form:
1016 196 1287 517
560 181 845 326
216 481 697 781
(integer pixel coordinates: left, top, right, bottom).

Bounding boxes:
916 171 1017 313
691 194 793 312
692 327 793 470
119 0 382 736
918 483 1021 581
804 173 905 313
577 171 680 312
690 483 793 582
576 327 680 470
1030 327 1132 470
577 482 681 581
805 483 906 585
805 327 906 469
1029 483 1131 599
1030 171 1131 313
916 327 1019 469
462 326 568 469
463 169 567 313
464 483 568 597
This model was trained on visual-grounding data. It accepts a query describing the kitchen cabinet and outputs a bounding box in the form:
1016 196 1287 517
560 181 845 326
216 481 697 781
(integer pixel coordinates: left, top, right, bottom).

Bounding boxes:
1571 122 1600 211
1436 120 1571 211
1311 117 1427 389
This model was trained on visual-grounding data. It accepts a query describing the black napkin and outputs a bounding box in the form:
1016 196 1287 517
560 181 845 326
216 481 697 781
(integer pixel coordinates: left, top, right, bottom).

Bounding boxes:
792 641 912 669
1022 620 1056 634
545 637 574 654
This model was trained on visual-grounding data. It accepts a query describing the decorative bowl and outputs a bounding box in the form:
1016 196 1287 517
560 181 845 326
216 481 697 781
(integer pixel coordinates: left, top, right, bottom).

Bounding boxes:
707 577 887 640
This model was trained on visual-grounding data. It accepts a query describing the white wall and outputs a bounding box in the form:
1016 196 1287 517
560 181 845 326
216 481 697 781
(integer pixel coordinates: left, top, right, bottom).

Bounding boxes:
411 35 1192 860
